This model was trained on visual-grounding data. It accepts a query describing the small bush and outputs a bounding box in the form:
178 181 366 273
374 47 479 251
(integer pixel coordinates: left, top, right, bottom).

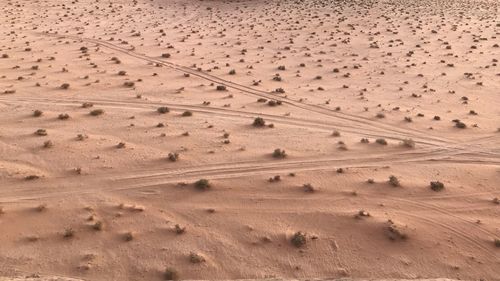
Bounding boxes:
495 239 500 248
93 221 104 231
164 267 179 280
253 117 266 127
124 232 134 241
60 83 70 89
430 181 445 191
35 129 47 136
58 113 70 120
303 183 315 193
33 110 43 117
291 231 306 247
168 152 179 162
64 228 75 238
272 148 287 159
43 140 54 148
194 179 210 190
174 224 186 234
455 121 466 128
389 175 400 187
157 106 170 114
189 252 205 263
401 138 415 148
376 138 387 145
90 109 104 116
182 110 193 117
216 85 227 91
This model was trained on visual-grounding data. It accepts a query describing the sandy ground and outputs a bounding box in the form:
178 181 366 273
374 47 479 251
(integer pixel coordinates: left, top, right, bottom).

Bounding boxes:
0 0 499 280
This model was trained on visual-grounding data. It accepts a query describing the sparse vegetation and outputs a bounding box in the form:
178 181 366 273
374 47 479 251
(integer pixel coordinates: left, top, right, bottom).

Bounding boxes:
164 267 179 280
253 117 266 127
194 179 210 190
430 181 445 191
90 109 104 116
189 252 205 263
389 175 400 187
272 148 287 158
168 152 179 162
157 106 170 114
291 231 307 247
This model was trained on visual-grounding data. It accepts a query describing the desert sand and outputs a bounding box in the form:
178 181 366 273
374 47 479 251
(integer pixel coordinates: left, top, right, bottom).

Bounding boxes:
0 0 499 280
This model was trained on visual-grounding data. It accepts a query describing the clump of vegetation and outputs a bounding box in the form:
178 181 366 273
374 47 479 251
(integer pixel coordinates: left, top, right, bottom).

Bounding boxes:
189 252 205 263
182 110 193 117
291 231 307 247
43 140 54 148
164 267 179 280
116 142 126 148
157 106 170 114
174 224 186 234
253 117 266 127
33 110 43 117
82 102 94 108
494 239 500 248
387 220 408 240
303 183 316 193
216 85 227 91
376 138 388 145
389 175 400 187
194 179 210 190
272 148 287 159
228 69 236 75
401 138 415 148
63 228 75 238
93 221 104 231
360 138 370 143
58 113 70 120
376 112 385 119
123 81 135 87
430 181 445 191
90 109 104 116
35 129 47 136
168 152 179 162
124 231 134 241
332 130 341 137
60 83 70 89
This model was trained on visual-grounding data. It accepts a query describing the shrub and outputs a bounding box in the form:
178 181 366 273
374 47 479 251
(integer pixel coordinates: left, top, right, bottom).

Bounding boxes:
90 109 104 116
182 110 193 117
157 106 170 114
430 181 445 191
360 138 370 143
93 221 104 231
174 224 186 234
164 267 179 280
228 69 236 75
116 142 126 148
455 121 466 128
216 85 227 91
253 117 266 127
58 113 70 120
64 228 75 238
376 138 387 145
376 112 385 118
303 183 315 193
35 129 47 136
189 252 205 263
60 83 70 89
124 232 134 241
168 152 179 162
401 138 415 148
123 81 135 87
194 179 210 190
82 102 94 108
389 175 400 187
33 110 43 117
272 148 287 159
495 239 500 248
43 140 53 148
291 231 306 247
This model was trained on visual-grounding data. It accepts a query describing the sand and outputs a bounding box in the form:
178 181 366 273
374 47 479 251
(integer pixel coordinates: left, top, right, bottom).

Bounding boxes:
0 0 499 280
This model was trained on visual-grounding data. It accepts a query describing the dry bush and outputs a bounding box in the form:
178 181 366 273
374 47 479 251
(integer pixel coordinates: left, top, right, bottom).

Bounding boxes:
90 109 104 116
272 148 287 158
291 231 306 247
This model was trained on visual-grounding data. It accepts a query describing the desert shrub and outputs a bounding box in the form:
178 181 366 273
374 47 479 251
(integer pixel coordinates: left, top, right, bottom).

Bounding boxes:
253 117 266 127
194 179 210 190
387 220 408 240
189 252 205 263
430 181 445 191
162 53 171 58
168 152 179 162
118 70 127 76
124 232 134 241
495 239 500 248
216 85 227 91
157 106 170 114
116 142 126 148
182 110 193 117
93 221 104 231
389 175 400 187
401 138 415 148
272 148 287 159
174 224 186 234
43 140 53 148
455 121 466 128
58 113 70 120
81 102 94 108
164 267 179 280
33 110 43 117
376 138 387 145
64 228 75 238
123 81 135 87
25 175 40 180
60 83 70 89
303 183 315 193
376 112 385 118
35 129 47 136
291 231 306 247
228 69 236 75
277 65 286 70
90 109 104 116
275 88 285 93
332 130 341 137
360 138 370 143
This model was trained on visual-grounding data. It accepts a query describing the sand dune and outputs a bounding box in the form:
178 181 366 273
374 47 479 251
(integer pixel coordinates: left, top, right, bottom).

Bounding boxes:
0 0 499 280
